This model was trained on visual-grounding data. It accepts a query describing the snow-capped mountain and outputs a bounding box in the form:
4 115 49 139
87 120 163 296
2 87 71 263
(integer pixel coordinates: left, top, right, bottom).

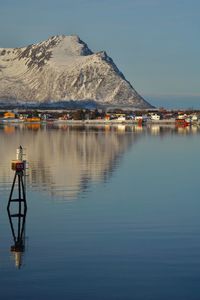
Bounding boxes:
0 35 152 108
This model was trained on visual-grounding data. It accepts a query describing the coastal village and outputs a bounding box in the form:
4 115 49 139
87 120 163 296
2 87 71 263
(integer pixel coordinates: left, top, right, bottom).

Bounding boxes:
0 108 200 126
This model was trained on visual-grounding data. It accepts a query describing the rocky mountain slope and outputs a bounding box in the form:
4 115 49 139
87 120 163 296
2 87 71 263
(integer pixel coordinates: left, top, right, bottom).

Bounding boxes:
0 35 152 108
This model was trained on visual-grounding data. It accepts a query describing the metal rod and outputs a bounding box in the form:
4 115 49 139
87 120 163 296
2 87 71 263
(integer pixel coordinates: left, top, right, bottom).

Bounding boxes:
7 172 17 209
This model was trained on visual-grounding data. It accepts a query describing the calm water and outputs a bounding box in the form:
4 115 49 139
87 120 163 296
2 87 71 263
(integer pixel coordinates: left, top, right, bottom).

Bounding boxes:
0 123 200 300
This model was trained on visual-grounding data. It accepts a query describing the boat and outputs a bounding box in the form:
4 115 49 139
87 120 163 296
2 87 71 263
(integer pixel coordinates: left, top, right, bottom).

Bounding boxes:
175 118 190 127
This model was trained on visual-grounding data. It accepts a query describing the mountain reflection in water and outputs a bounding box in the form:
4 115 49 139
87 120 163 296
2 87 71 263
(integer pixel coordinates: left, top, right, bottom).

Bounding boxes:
0 124 199 199
0 125 140 199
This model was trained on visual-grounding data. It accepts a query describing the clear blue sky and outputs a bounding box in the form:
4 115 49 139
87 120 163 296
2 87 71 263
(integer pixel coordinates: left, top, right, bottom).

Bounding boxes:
0 0 200 105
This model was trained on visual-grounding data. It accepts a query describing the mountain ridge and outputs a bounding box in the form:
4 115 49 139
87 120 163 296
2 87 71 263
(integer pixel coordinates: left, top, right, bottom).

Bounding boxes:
0 35 152 108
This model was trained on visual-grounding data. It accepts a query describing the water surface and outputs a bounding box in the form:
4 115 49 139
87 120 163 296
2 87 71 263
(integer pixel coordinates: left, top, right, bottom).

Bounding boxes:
0 124 200 300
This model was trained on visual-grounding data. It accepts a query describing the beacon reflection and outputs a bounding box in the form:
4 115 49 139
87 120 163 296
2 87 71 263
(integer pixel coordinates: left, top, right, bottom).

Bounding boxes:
7 206 27 269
